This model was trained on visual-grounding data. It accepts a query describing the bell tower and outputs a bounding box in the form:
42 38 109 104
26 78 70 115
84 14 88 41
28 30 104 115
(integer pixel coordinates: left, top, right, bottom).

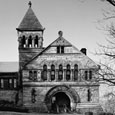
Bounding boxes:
16 1 45 68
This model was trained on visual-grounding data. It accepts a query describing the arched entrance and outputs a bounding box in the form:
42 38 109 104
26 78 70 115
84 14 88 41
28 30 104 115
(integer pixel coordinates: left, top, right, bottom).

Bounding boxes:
51 92 71 113
45 85 80 113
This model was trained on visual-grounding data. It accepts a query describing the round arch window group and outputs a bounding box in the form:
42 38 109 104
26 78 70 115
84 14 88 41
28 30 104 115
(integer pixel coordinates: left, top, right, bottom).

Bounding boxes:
28 64 93 82
20 35 43 48
41 64 78 81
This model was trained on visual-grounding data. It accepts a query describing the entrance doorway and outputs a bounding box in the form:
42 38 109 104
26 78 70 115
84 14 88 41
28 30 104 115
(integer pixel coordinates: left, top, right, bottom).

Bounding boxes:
45 85 80 113
51 92 71 113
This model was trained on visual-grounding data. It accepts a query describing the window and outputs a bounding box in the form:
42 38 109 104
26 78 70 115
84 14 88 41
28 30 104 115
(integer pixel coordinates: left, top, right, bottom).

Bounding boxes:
61 46 64 53
66 64 71 81
0 79 2 88
22 36 26 47
34 36 38 48
57 46 60 53
31 88 36 103
29 71 33 80
9 79 13 89
29 70 37 81
28 36 32 48
89 70 92 80
85 71 88 80
0 79 1 88
57 46 64 54
0 78 17 89
87 89 91 102
51 64 55 81
85 70 92 80
14 79 17 88
74 64 78 81
4 79 9 89
42 65 47 81
33 71 37 81
0 79 4 88
1 79 3 88
58 64 63 81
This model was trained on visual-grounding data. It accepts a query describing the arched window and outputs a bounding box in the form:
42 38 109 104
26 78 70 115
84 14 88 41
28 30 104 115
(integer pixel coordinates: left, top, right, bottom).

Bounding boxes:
89 70 92 80
58 64 63 81
74 64 78 81
87 89 91 102
28 36 32 48
34 36 38 48
21 36 26 47
66 64 71 81
85 70 88 80
42 64 47 81
51 64 55 81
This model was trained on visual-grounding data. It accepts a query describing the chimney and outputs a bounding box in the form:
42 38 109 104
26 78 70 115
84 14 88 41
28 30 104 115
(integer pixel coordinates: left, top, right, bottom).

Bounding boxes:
80 48 87 55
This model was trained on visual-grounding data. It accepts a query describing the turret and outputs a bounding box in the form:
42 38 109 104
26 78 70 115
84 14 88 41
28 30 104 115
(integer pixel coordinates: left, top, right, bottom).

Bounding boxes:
16 1 45 68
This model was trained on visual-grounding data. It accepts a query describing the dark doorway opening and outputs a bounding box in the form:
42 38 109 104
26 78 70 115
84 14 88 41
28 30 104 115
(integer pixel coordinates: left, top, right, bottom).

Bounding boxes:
51 92 71 113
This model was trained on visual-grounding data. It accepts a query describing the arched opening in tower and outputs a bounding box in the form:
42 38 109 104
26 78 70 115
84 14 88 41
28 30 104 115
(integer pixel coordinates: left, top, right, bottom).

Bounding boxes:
28 36 32 48
51 92 71 113
34 36 38 48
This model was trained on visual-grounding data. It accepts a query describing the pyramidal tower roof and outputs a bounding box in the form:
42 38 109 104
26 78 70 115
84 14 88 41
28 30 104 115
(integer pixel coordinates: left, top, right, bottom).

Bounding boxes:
17 1 44 31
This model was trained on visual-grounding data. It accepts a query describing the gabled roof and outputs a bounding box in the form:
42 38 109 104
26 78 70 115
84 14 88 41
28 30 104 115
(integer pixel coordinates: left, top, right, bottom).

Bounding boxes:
23 35 82 67
0 62 19 72
17 6 44 31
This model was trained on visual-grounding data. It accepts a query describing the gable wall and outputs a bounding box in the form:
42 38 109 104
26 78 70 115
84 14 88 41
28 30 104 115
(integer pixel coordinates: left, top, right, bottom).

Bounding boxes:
26 54 98 70
44 46 81 54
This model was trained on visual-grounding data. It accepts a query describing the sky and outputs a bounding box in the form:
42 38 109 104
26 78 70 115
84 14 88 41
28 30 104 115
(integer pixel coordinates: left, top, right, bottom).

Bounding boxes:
0 0 114 62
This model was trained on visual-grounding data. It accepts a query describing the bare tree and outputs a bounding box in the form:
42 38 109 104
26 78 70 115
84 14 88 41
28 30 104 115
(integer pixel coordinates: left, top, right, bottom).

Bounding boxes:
103 92 115 113
106 0 115 6
96 22 115 85
80 0 115 6
93 0 115 85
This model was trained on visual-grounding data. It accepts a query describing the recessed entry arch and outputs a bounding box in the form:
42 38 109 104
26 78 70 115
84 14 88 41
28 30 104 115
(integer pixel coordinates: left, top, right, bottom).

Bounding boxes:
44 85 80 113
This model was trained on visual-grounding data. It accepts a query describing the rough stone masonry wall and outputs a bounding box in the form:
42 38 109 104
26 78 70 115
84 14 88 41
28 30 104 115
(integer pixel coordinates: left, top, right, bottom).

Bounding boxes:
73 86 99 103
0 90 17 103
23 85 99 112
23 86 51 112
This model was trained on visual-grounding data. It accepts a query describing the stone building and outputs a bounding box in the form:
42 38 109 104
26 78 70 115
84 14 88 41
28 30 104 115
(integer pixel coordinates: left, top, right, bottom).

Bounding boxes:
0 2 102 114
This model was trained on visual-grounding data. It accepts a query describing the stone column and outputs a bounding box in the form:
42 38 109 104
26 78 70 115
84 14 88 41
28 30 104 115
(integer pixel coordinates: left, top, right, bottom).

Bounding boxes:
37 70 41 81
32 39 35 48
63 69 66 81
72 69 75 81
26 38 28 48
47 70 50 82
62 70 65 81
55 69 58 81
71 69 73 81
37 38 39 48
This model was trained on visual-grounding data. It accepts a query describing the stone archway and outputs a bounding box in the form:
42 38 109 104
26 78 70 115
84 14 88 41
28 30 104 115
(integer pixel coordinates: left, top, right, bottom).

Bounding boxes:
44 85 80 113
52 92 71 113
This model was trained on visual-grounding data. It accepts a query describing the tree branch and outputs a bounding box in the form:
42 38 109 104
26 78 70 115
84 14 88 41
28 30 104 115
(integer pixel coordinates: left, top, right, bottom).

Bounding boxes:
106 0 115 6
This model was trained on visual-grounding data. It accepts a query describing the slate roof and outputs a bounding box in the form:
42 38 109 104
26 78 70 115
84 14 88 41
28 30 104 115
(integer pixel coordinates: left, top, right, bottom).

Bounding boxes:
0 62 19 72
17 7 44 31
